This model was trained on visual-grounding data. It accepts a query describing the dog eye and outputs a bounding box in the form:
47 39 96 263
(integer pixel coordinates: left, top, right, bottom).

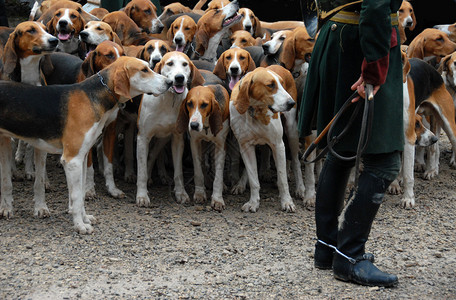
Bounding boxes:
142 67 150 73
144 9 151 15
399 9 404 13
279 36 285 40
185 27 190 30
241 13 245 17
239 55 245 60
187 102 194 108
200 103 208 109
105 53 114 59
174 26 179 30
415 121 420 129
167 61 174 66
267 82 275 89
71 14 77 19
182 62 188 67
226 55 232 60
241 39 247 43
437 37 444 42
77 8 82 13
27 28 36 34
96 27 102 31
56 12 61 17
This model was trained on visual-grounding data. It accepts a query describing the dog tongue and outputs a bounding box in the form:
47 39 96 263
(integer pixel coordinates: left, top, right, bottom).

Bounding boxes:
176 44 185 52
229 75 241 90
58 33 70 41
173 85 185 94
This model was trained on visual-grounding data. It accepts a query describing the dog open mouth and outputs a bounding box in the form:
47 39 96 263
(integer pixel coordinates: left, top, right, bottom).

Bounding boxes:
268 105 278 113
172 84 186 94
228 74 241 91
222 13 241 27
82 41 97 58
175 43 187 52
57 30 74 42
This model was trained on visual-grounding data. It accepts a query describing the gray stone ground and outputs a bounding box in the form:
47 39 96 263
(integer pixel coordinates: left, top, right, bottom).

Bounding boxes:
1 134 455 299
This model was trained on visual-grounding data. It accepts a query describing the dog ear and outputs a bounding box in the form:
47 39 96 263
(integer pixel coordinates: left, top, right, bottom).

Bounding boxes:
279 34 296 70
410 10 417 31
194 27 209 55
209 94 223 136
124 3 134 17
213 51 227 80
246 53 256 73
153 59 163 73
136 45 147 60
46 17 56 36
39 54 55 77
167 21 176 43
189 60 205 88
110 31 122 45
253 16 262 38
81 50 97 77
176 96 190 134
438 54 452 74
2 31 18 76
407 35 425 59
113 66 131 98
232 72 252 115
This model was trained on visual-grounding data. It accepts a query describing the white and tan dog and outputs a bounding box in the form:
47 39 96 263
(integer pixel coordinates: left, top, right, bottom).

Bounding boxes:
136 51 205 207
230 66 299 212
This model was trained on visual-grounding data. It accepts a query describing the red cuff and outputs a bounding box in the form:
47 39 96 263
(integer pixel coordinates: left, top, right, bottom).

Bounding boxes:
361 55 389 86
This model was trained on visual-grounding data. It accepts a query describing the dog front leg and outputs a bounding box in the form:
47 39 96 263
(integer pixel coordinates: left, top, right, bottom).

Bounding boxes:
190 137 206 204
102 120 125 199
239 144 261 212
33 148 50 218
271 140 296 212
172 133 189 203
211 139 227 211
401 142 415 208
62 157 94 234
136 133 152 207
0 137 14 218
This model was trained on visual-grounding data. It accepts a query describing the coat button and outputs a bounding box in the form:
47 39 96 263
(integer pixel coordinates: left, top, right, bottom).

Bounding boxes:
331 24 337 31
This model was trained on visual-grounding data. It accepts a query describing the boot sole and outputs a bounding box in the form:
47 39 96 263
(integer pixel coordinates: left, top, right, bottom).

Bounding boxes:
334 274 399 287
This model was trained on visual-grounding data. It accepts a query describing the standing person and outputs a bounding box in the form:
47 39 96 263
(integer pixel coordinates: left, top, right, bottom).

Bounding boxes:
298 0 403 287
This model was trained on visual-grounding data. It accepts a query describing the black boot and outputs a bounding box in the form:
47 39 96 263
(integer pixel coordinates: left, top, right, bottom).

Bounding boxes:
333 171 398 287
314 157 352 269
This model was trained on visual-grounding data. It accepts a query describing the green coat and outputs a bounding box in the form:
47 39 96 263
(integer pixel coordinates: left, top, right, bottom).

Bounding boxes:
298 0 404 154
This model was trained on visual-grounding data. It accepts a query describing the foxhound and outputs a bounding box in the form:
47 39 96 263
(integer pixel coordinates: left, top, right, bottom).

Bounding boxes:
438 52 456 101
230 66 299 212
229 30 258 49
407 28 456 63
46 8 85 57
434 23 456 43
79 21 122 58
0 56 171 233
124 0 164 34
398 0 416 44
136 51 205 207
193 0 241 63
176 84 230 211
167 15 197 54
136 39 170 70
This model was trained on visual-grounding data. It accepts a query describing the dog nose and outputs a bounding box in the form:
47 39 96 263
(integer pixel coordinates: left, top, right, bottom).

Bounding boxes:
174 36 183 44
59 20 68 27
286 100 295 110
152 57 161 65
174 74 185 84
49 37 59 47
431 136 438 145
79 31 88 40
244 25 252 32
262 44 270 54
406 20 413 27
190 122 199 130
230 66 239 74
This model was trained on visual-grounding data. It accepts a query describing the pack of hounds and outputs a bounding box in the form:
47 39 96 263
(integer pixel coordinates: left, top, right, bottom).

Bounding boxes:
0 0 455 234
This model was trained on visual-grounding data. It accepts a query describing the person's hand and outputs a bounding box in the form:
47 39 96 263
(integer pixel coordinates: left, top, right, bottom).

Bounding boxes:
351 75 380 102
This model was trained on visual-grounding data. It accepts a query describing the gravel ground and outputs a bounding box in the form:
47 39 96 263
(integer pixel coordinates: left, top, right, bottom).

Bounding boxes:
1 134 456 300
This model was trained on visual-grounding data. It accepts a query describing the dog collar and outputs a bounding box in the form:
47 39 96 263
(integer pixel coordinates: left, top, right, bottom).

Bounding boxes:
97 72 119 102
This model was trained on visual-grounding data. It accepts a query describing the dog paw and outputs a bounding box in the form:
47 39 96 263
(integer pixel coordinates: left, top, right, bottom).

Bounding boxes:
303 195 315 207
34 206 50 218
124 173 137 184
175 191 190 204
294 185 306 200
231 183 246 195
281 197 296 213
193 189 207 204
25 172 34 181
241 199 259 212
0 205 13 219
423 169 438 180
74 223 94 234
136 194 151 207
108 187 126 199
414 163 425 172
85 188 97 200
83 214 96 225
388 181 402 195
401 197 415 209
211 196 225 212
